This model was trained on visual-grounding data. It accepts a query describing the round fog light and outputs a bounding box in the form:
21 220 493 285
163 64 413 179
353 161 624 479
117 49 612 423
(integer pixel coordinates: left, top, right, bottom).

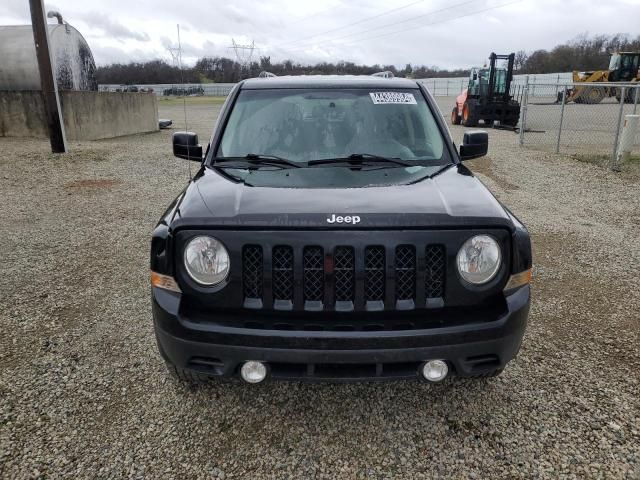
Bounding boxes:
421 360 449 382
240 361 267 384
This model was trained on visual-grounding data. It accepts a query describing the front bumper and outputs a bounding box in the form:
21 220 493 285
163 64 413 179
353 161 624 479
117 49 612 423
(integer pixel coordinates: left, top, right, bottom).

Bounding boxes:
153 286 530 382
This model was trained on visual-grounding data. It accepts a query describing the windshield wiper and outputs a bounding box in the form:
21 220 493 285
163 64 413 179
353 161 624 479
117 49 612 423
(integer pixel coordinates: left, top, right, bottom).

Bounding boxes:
213 154 302 169
407 163 454 185
308 153 415 167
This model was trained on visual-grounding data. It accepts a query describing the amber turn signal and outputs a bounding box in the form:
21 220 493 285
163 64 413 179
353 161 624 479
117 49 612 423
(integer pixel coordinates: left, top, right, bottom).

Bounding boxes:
504 268 532 292
150 271 182 293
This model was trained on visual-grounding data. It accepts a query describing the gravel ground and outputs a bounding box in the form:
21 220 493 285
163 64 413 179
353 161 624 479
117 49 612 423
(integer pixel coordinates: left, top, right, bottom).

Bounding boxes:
1 99 639 479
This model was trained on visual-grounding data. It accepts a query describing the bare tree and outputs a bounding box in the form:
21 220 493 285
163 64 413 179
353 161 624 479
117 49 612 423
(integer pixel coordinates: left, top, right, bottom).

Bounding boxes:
514 50 528 71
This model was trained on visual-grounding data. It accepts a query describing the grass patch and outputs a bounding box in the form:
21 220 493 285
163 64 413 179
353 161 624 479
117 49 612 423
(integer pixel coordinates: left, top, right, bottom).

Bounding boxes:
158 96 227 106
571 152 640 178
572 152 640 166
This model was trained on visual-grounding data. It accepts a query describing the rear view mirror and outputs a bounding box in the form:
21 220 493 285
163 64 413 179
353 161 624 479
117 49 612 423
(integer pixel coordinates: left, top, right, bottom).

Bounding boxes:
459 130 488 160
173 132 203 161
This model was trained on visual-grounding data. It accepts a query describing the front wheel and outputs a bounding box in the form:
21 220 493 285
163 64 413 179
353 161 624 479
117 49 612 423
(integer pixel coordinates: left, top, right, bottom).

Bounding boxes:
577 86 605 104
451 106 461 125
461 103 477 127
617 87 637 103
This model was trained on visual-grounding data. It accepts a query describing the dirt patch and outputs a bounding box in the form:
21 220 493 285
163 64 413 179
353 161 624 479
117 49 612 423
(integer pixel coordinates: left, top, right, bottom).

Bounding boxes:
466 156 520 191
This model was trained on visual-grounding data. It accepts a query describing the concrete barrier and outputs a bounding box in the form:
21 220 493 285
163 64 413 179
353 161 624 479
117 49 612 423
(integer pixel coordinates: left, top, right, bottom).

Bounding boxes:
0 90 159 140
0 91 48 138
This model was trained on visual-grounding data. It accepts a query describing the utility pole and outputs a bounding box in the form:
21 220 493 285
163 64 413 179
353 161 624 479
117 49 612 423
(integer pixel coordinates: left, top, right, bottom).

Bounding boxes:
29 0 67 153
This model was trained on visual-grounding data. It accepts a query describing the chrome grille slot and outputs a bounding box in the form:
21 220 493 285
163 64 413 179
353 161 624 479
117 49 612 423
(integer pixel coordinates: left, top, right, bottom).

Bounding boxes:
364 246 385 301
334 246 355 307
425 245 446 299
272 246 294 305
395 245 416 306
303 246 324 302
242 245 263 299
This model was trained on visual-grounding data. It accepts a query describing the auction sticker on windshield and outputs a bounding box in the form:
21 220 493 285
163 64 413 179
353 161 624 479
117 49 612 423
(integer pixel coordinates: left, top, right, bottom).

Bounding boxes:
369 92 417 105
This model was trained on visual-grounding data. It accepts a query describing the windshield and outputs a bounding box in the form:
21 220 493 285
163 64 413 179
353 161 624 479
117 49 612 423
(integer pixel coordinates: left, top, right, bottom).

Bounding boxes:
217 88 446 163
609 54 621 71
493 69 507 95
213 88 450 188
469 68 490 96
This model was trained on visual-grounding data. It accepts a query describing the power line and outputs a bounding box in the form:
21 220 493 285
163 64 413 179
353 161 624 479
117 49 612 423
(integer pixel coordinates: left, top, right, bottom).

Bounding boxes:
339 0 521 46
278 0 478 54
291 5 348 25
276 0 425 48
277 0 519 57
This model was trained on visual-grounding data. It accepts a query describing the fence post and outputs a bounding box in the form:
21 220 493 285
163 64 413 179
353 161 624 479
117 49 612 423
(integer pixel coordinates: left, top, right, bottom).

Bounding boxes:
611 86 626 169
556 88 567 154
446 81 449 96
612 114 640 171
519 75 529 146
633 86 639 115
554 74 560 98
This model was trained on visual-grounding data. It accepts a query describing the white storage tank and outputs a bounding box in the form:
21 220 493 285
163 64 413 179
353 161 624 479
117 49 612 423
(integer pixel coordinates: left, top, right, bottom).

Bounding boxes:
0 12 97 91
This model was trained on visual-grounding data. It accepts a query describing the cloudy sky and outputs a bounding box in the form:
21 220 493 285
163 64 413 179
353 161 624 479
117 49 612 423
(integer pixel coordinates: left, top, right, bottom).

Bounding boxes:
1 0 639 69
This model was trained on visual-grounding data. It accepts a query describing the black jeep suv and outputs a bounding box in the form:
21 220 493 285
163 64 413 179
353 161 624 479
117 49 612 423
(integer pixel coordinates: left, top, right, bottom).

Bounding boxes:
151 75 531 384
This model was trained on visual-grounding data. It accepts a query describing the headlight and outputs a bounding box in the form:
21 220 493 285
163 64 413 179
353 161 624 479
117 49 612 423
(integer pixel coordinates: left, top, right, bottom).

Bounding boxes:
456 235 501 285
183 236 230 286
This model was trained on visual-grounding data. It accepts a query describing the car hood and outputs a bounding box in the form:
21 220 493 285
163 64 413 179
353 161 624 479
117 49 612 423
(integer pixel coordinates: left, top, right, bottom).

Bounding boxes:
170 164 512 230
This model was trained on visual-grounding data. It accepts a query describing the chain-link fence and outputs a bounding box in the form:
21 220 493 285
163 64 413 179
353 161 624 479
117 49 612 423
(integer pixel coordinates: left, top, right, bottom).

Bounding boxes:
519 80 640 168
99 83 236 96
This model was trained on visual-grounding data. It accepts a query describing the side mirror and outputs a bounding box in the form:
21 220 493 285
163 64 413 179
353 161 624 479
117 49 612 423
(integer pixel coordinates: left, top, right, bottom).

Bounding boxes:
173 131 203 161
459 130 488 160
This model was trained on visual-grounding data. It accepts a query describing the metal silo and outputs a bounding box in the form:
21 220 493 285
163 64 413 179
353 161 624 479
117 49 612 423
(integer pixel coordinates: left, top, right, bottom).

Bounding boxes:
0 13 97 91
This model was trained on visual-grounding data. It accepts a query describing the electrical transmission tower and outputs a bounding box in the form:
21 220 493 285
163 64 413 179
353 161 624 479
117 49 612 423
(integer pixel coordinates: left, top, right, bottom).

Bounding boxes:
230 39 256 70
166 46 181 67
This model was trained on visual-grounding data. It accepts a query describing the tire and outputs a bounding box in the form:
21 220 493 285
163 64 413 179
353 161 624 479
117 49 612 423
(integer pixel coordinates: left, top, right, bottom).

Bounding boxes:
576 86 605 104
165 361 211 385
461 103 477 127
622 88 636 103
451 106 461 125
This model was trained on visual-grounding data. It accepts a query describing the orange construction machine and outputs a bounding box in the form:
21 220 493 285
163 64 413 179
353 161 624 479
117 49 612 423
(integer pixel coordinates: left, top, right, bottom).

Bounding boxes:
451 52 520 128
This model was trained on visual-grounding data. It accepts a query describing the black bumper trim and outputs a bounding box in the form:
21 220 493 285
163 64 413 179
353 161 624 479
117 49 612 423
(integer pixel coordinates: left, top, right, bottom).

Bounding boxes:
153 286 529 381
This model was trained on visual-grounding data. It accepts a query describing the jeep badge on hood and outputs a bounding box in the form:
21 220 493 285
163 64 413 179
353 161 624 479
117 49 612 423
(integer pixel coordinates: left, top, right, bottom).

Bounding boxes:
326 214 361 224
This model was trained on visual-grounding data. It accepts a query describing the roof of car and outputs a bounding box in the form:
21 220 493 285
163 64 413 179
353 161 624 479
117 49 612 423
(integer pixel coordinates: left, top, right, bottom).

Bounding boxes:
241 75 420 90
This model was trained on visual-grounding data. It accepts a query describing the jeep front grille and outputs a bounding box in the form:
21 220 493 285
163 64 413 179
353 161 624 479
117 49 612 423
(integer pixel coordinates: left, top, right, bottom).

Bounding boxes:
242 244 447 312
